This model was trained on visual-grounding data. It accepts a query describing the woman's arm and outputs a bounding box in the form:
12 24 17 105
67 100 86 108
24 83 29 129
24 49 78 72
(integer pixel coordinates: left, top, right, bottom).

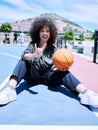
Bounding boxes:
21 42 35 61
22 43 46 61
23 53 36 61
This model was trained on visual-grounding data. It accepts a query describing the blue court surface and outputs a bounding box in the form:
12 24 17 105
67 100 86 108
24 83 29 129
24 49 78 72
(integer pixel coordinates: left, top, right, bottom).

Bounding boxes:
0 44 98 129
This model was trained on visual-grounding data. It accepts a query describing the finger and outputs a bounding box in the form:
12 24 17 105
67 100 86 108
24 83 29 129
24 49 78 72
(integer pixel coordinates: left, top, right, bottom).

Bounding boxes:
34 43 37 51
42 43 46 51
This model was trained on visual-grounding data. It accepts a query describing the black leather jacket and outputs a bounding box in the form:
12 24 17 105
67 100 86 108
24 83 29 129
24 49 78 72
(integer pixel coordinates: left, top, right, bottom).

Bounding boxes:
21 42 57 72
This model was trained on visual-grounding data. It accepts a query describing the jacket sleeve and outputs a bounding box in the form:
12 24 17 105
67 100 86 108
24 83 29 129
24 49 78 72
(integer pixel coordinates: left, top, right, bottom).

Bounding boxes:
21 42 35 60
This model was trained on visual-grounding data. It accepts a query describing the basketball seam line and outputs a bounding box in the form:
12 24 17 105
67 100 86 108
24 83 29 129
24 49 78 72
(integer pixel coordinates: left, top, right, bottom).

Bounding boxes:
54 55 66 68
62 50 70 68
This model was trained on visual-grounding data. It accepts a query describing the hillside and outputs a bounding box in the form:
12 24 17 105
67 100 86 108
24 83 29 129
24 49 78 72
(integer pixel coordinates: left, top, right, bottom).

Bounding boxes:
11 13 89 33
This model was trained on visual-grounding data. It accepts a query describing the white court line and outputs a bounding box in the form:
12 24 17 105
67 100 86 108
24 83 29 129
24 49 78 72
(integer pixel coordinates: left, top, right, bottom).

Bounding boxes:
0 52 20 59
0 52 20 91
90 107 98 117
0 75 11 91
0 125 98 130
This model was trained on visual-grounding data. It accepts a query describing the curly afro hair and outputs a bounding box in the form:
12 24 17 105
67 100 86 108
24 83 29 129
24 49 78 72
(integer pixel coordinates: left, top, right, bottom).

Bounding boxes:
29 17 58 46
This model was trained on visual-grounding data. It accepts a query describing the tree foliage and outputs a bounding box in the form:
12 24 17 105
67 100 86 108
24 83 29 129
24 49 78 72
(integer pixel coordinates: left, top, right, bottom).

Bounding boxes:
79 33 84 41
65 30 74 40
91 33 95 40
0 22 12 32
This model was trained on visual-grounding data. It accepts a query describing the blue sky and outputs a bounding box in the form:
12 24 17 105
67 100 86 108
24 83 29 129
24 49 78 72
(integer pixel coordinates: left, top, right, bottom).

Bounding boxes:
0 0 98 32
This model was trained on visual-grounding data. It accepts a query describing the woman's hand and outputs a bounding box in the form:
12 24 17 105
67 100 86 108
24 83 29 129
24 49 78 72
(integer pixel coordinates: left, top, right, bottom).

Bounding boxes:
53 66 68 71
23 43 46 61
33 43 46 58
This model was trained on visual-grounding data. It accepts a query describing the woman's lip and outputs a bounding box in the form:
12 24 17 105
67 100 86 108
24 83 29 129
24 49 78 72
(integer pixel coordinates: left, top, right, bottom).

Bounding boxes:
42 36 48 38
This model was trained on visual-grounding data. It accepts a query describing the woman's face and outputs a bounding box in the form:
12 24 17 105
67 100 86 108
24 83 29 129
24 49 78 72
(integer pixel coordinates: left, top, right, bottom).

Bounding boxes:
40 26 50 45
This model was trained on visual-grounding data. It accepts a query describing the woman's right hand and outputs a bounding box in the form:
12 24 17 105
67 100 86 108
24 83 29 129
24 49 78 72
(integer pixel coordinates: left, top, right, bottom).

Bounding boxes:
23 43 46 61
33 43 46 58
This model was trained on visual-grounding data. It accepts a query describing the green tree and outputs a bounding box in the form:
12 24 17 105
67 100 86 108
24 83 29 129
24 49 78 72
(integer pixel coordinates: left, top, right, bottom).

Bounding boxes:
91 33 95 40
79 33 84 41
0 22 12 32
65 30 74 40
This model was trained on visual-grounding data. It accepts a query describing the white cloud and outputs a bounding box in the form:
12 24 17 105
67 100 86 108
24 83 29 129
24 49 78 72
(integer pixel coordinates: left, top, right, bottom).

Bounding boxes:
0 0 98 31
72 3 98 22
3 0 27 8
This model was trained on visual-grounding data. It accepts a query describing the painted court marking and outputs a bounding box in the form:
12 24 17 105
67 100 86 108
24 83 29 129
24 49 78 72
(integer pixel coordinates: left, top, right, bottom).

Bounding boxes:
0 52 20 91
0 52 98 118
0 125 98 130
0 74 11 91
0 52 20 59
90 107 98 117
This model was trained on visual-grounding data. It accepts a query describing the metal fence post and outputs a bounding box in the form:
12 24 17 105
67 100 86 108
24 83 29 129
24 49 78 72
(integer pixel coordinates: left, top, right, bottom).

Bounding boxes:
93 30 98 63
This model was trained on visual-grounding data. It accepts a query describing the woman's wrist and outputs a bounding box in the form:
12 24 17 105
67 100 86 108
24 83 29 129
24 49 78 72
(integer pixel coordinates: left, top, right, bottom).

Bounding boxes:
32 53 36 59
23 53 36 61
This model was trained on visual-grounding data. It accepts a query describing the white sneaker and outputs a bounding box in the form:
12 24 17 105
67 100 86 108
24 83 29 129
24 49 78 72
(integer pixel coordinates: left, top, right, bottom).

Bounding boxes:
78 90 98 108
0 87 17 105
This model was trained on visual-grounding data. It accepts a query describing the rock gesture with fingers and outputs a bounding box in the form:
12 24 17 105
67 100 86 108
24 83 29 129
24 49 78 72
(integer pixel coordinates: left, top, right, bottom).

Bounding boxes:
34 43 47 58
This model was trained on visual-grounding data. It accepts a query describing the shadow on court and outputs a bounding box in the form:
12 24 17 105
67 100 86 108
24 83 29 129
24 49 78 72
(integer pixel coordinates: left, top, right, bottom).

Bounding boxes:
0 44 98 125
16 81 79 99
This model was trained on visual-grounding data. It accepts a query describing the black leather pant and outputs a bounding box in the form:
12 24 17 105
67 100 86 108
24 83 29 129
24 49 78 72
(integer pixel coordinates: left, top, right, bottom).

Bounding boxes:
10 59 81 95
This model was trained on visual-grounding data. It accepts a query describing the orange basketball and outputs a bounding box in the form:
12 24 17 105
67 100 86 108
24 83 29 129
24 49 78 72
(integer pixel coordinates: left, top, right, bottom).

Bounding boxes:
53 48 74 69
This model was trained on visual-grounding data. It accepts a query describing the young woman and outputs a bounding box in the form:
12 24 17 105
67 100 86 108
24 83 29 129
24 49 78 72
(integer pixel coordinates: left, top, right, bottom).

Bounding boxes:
0 17 98 108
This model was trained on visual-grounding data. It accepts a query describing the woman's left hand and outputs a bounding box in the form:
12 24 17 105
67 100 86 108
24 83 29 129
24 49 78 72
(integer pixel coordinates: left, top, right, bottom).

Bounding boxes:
53 67 68 71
